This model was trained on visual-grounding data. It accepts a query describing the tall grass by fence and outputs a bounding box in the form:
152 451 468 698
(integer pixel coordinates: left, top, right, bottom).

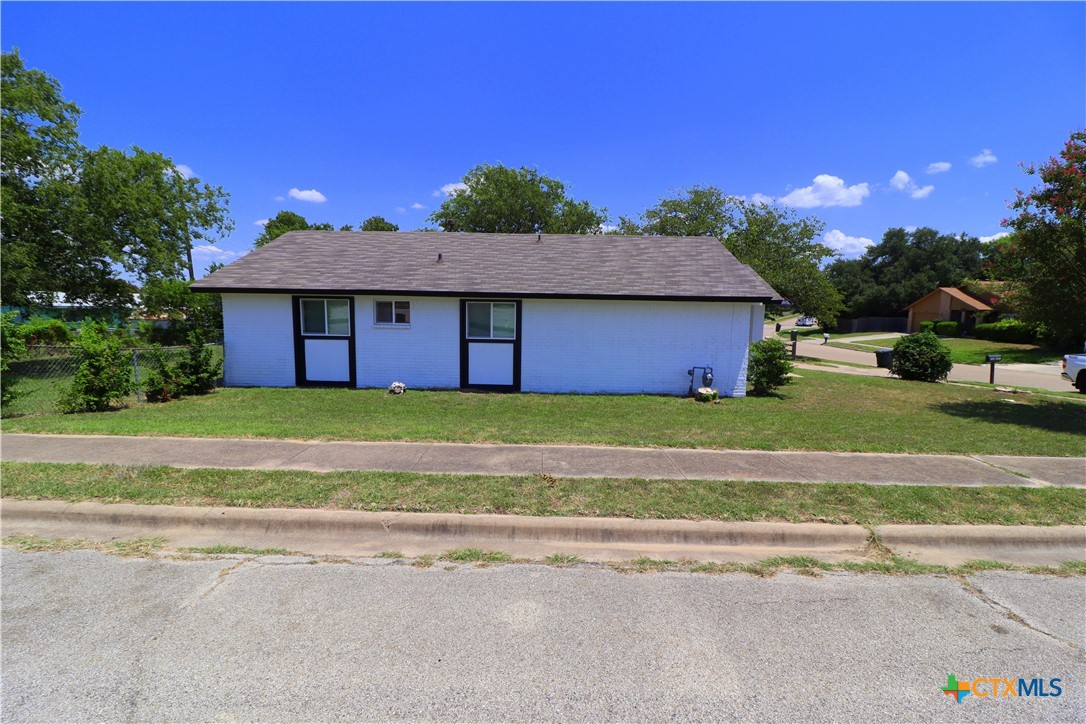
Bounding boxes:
3 345 224 417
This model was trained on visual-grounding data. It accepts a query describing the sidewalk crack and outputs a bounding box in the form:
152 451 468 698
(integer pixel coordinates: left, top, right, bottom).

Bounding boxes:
273 443 321 469
410 444 433 472
661 449 688 480
967 455 1049 488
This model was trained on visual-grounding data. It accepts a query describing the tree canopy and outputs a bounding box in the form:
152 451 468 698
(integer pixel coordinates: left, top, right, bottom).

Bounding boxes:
1 49 232 309
359 215 399 232
428 163 607 234
997 130 1086 347
620 186 844 326
825 227 984 318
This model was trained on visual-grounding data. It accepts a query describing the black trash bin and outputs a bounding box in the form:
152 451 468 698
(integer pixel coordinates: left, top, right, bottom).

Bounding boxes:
875 348 893 369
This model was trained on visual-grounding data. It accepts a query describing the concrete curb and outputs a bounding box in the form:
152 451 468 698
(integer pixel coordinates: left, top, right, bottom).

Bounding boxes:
1 500 868 562
875 524 1086 567
3 500 1084 566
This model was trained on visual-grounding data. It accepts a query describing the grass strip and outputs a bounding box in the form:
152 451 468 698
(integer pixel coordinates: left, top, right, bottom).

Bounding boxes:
4 461 1084 526
4 369 1084 456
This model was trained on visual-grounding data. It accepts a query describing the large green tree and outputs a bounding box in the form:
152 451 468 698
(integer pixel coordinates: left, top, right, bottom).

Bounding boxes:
998 130 1086 347
78 146 232 282
359 215 399 232
825 227 984 318
1 48 83 307
1 49 232 309
429 164 607 234
620 186 844 326
253 210 339 248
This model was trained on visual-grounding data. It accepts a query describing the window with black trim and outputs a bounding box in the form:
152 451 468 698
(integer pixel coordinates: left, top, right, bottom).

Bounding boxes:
375 300 411 326
300 298 350 336
466 302 515 339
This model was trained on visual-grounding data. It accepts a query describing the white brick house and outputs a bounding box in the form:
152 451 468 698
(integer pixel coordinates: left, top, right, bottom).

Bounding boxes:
192 232 780 397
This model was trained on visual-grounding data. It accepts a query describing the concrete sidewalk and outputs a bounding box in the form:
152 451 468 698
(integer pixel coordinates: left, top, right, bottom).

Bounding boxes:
3 433 1083 488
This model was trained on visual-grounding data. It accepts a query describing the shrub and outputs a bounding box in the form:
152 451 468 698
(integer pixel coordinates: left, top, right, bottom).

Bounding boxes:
15 316 71 346
918 321 935 334
973 319 1036 344
176 328 221 396
58 322 132 413
748 338 793 396
933 320 961 337
142 329 221 403
1 312 27 408
142 350 182 403
889 331 953 383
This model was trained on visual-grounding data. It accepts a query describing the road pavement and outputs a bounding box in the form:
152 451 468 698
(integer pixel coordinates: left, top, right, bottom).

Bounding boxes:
2 548 1082 722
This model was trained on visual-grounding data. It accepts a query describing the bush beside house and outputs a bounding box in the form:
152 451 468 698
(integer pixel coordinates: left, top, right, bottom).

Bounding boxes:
748 338 793 395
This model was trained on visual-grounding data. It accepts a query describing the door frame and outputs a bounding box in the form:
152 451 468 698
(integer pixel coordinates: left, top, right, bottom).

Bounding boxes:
292 295 357 387
459 299 522 392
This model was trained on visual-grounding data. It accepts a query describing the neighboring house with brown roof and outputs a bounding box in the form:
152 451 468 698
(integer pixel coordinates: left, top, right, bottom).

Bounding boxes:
905 286 992 333
192 231 780 396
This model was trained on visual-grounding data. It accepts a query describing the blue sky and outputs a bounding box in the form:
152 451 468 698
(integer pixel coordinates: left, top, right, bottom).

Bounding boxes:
5 2 1084 274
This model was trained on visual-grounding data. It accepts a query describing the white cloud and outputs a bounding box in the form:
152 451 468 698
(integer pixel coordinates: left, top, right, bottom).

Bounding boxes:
979 231 1011 243
926 161 951 174
254 219 269 227
410 202 425 210
274 195 285 202
889 170 934 199
433 182 468 197
749 192 775 205
174 164 195 179
824 229 874 258
600 224 618 234
777 174 870 208
904 225 918 232
395 206 406 214
288 187 327 203
191 244 240 262
970 148 998 168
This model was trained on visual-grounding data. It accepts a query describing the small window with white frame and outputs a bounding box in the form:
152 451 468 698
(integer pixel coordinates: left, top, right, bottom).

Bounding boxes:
374 300 411 326
300 298 351 336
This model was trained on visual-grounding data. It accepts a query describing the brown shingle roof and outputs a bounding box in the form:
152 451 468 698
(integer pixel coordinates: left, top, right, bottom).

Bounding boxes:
191 231 781 301
905 286 992 311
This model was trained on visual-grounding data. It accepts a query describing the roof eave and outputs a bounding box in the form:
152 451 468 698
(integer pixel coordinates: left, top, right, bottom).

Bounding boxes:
189 285 779 303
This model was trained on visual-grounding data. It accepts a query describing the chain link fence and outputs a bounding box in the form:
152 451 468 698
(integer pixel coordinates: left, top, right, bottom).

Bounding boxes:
3 344 224 417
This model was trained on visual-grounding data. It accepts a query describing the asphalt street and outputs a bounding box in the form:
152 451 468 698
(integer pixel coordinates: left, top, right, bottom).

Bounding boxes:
3 549 1083 722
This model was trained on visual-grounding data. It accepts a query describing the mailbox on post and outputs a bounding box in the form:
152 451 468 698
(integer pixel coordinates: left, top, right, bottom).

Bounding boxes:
985 354 1002 384
789 329 799 359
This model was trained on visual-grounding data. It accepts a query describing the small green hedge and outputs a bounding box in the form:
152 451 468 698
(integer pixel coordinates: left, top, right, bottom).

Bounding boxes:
933 321 961 337
919 321 935 334
973 319 1036 344
890 332 953 382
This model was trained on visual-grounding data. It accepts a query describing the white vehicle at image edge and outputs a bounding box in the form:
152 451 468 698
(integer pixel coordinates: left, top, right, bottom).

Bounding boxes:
1061 354 1086 392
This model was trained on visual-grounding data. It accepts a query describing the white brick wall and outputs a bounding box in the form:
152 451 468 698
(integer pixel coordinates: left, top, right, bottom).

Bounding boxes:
521 299 758 396
221 294 295 387
221 293 764 396
355 296 460 389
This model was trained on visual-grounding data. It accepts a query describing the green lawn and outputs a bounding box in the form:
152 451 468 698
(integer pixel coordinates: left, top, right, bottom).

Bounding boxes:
3 370 1084 455
830 336 1065 365
5 462 1084 526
